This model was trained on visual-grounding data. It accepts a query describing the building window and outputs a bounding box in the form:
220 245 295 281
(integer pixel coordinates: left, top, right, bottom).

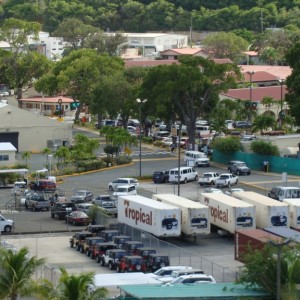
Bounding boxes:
0 155 9 161
26 103 33 109
44 105 51 110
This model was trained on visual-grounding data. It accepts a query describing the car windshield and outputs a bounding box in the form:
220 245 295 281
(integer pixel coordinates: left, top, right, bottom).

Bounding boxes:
76 212 88 217
102 202 114 208
236 163 246 167
130 258 142 264
76 191 87 196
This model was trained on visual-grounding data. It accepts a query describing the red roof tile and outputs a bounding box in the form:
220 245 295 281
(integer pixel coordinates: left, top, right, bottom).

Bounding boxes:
19 96 75 103
239 65 292 80
243 71 279 82
220 85 287 102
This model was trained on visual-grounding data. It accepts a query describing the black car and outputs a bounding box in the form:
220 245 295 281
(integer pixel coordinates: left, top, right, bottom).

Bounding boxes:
152 171 169 183
145 254 170 272
233 121 252 128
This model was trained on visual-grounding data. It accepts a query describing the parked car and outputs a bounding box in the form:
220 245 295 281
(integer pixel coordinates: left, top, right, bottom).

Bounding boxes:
112 235 132 248
121 241 144 255
99 229 120 242
25 193 51 211
151 131 170 141
82 236 105 256
233 121 252 128
65 211 90 226
92 194 111 206
99 249 128 269
136 247 157 260
29 179 56 192
204 187 223 193
97 200 118 217
268 186 300 201
86 224 106 235
70 189 93 203
184 151 210 167
167 274 216 284
0 214 14 233
69 231 93 250
145 254 170 272
228 160 251 175
95 243 118 263
216 173 239 188
76 203 93 213
116 255 147 273
108 178 139 191
152 170 169 183
112 184 137 199
50 202 76 220
168 167 198 184
198 172 220 186
158 269 204 284
149 266 193 279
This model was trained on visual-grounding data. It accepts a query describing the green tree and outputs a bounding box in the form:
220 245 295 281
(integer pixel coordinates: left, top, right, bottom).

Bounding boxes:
42 147 52 168
201 31 249 62
250 140 280 156
54 146 71 169
21 151 31 166
0 247 45 300
0 18 51 99
210 136 241 153
252 114 276 134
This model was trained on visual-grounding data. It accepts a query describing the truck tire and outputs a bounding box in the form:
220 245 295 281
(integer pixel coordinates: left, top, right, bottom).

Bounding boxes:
136 265 141 271
194 175 198 181
108 185 114 191
211 181 215 186
76 244 80 251
51 213 54 218
108 262 113 270
86 250 90 257
227 182 231 187
184 178 187 184
100 259 105 266
32 206 37 212
116 266 120 273
4 225 12 233
70 242 74 248
80 246 84 253
236 179 239 185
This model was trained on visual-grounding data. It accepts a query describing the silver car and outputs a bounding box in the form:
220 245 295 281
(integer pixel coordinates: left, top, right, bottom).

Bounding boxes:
108 178 139 191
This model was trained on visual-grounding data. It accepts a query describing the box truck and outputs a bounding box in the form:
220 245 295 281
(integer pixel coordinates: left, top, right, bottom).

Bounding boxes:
233 191 290 229
118 195 181 237
199 193 256 234
152 194 210 236
235 229 283 262
283 199 300 230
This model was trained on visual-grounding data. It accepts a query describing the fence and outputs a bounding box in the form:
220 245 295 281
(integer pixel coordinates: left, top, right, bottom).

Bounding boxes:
213 150 300 176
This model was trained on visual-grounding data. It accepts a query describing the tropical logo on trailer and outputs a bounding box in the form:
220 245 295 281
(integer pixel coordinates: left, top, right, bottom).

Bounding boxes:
124 200 152 225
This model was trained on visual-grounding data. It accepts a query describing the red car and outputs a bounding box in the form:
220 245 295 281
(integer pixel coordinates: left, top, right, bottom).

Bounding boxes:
65 211 90 226
116 255 147 273
29 179 56 192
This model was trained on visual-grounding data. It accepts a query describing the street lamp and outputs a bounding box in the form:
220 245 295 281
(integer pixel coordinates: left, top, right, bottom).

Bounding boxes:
58 98 63 118
278 79 285 129
246 71 255 123
136 98 147 177
48 154 53 177
177 123 182 196
268 239 291 300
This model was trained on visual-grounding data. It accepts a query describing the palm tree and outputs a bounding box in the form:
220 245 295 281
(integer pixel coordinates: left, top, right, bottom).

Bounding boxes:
54 146 71 169
56 267 108 300
21 151 31 166
42 147 52 167
261 96 275 112
252 114 276 133
0 247 45 300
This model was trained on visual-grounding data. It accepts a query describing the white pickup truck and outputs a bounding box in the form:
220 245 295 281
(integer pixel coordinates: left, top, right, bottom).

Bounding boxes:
216 173 239 188
0 214 14 233
198 172 220 186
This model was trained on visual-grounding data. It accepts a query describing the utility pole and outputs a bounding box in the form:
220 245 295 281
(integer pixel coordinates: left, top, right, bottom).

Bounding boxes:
260 10 264 33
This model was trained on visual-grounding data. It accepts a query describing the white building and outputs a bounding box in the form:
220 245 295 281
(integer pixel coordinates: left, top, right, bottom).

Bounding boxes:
0 100 72 152
0 142 17 166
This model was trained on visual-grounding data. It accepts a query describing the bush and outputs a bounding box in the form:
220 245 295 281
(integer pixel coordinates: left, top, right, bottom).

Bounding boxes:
154 141 164 147
77 159 105 172
211 136 241 153
115 155 132 165
142 137 153 144
250 140 280 156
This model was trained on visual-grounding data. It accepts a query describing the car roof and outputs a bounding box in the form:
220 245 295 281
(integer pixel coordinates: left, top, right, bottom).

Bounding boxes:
220 173 232 176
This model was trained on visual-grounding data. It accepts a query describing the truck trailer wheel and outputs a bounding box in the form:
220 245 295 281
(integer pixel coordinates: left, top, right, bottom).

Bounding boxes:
4 225 12 233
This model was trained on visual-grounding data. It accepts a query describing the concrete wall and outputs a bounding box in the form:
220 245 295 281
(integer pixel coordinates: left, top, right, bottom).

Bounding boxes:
0 150 15 166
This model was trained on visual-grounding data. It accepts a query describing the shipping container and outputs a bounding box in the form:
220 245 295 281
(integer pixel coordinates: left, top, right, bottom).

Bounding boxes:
199 193 256 234
118 195 181 237
152 194 210 236
264 227 300 243
283 199 300 230
235 229 283 262
233 191 290 229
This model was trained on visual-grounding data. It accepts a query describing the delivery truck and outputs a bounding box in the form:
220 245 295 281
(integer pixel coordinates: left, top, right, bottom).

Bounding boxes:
152 194 210 236
283 199 300 230
118 195 181 237
235 229 283 262
233 191 290 229
199 193 256 234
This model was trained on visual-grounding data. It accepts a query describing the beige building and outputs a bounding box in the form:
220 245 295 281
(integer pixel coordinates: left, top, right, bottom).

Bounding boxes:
0 142 17 166
0 101 72 153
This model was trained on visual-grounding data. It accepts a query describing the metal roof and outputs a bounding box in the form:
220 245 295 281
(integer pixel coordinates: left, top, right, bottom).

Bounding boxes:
0 168 28 174
264 227 300 243
119 283 271 299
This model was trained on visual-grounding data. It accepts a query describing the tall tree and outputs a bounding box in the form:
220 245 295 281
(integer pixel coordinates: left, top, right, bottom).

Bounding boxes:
141 56 240 147
21 151 31 166
0 18 51 99
0 247 45 300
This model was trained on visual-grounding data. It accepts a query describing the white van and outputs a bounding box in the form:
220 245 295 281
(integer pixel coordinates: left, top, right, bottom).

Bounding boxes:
268 186 300 201
168 167 198 184
184 151 210 167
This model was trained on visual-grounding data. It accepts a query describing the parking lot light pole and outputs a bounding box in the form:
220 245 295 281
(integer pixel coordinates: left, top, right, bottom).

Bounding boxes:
246 71 255 123
136 98 147 178
278 79 285 129
48 155 53 177
268 239 291 300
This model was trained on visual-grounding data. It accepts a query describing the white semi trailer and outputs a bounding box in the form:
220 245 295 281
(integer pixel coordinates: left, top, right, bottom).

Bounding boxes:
233 191 290 229
118 195 181 237
152 194 210 236
199 193 256 234
283 199 300 230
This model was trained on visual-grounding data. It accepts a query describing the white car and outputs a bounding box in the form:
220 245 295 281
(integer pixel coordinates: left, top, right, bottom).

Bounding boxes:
76 203 93 213
204 187 223 194
108 178 139 191
198 172 220 186
225 188 245 196
216 173 239 188
167 274 216 285
112 184 137 199
158 269 204 284
147 266 193 280
0 214 14 233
